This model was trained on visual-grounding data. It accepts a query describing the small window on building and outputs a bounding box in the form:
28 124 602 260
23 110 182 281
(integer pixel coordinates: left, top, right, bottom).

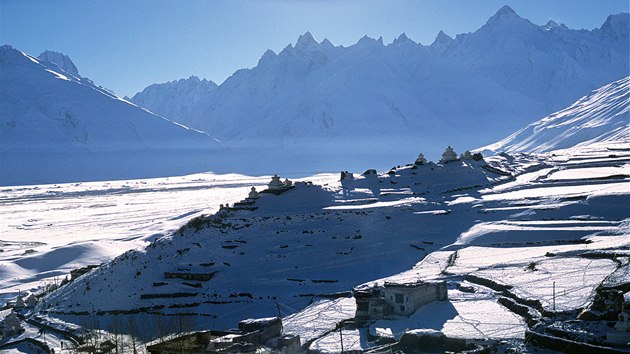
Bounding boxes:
399 305 405 312
395 293 404 303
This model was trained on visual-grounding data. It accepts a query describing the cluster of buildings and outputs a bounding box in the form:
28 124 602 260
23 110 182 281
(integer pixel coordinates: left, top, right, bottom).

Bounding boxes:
146 317 300 354
0 294 38 339
218 175 295 213
264 175 294 194
414 146 482 166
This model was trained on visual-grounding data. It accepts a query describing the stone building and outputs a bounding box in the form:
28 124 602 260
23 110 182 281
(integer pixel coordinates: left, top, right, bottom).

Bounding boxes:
354 288 386 325
384 280 448 316
354 280 448 324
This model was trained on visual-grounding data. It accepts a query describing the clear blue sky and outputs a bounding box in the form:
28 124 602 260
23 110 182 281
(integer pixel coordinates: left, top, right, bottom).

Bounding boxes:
1 0 627 97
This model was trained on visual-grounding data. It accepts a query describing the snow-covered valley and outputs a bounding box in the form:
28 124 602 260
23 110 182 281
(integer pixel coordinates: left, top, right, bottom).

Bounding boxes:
2 138 627 353
0 173 338 303
1 4 629 353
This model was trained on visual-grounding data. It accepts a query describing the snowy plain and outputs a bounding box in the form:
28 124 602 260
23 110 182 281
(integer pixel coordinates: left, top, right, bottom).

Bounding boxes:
0 172 337 305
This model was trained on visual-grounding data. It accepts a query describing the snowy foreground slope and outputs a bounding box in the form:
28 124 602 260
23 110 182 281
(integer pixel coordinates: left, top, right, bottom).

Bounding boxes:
37 141 629 350
482 76 630 154
130 7 629 162
0 173 313 305
0 46 221 186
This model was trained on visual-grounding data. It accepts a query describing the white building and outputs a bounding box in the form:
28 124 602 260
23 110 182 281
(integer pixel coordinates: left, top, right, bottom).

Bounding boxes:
268 175 286 191
248 187 260 200
441 146 458 164
415 153 427 165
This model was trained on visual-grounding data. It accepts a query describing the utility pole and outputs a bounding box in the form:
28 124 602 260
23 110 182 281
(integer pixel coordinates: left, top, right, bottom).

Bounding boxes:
276 303 283 332
339 326 344 353
552 282 556 311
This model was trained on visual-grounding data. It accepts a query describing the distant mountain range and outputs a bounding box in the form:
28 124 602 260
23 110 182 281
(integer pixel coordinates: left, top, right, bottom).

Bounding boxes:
1 6 628 185
0 46 220 185
129 6 629 162
481 76 629 154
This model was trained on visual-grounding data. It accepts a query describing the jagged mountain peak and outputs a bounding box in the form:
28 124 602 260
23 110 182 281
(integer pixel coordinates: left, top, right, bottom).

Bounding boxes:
600 12 629 40
483 5 532 29
545 19 559 27
128 7 628 167
258 49 277 65
320 38 335 49
1 46 222 184
296 31 318 48
432 30 454 45
354 35 384 49
1 45 30 64
392 32 415 45
494 5 518 18
37 50 80 77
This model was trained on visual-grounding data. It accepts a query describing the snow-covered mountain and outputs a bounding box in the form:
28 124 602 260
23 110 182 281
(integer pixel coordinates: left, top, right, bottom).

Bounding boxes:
128 76 218 124
130 7 629 162
0 46 221 185
481 76 630 153
37 50 80 77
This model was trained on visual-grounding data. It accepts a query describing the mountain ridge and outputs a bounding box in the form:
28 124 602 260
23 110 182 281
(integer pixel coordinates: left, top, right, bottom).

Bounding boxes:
129 8 629 163
0 45 222 185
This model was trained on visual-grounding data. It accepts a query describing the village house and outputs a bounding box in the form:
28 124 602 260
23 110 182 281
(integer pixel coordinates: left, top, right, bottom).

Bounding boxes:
441 146 459 164
384 280 448 316
146 317 298 354
354 288 386 325
353 280 448 325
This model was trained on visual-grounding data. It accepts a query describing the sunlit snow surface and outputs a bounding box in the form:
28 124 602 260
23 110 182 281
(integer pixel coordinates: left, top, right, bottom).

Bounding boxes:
1 142 628 351
0 172 336 302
